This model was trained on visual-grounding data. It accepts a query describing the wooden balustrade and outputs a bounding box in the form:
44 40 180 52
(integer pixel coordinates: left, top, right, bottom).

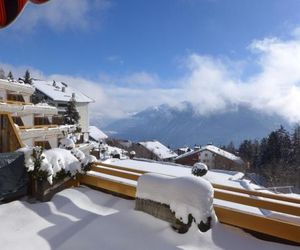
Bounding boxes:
18 124 59 130
6 100 33 105
82 162 300 244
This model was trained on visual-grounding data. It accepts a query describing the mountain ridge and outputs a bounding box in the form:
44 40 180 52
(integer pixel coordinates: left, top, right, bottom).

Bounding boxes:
99 102 290 148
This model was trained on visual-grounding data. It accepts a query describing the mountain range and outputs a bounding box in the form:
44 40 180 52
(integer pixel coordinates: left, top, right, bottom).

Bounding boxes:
99 102 290 148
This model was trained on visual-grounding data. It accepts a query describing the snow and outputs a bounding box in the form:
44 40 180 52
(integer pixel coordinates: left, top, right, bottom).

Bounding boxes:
193 162 208 171
32 79 94 103
139 140 178 160
103 158 243 188
0 78 35 93
0 187 298 250
59 138 75 150
23 143 97 184
102 159 300 221
137 173 216 225
89 126 108 141
175 149 198 160
191 162 208 176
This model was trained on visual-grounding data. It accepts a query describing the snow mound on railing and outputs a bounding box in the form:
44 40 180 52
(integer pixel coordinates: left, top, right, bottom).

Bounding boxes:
137 173 216 225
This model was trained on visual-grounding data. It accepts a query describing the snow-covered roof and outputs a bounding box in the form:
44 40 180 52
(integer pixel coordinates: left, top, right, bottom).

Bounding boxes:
139 140 178 160
175 149 198 160
200 145 244 164
32 79 94 103
89 126 108 141
0 79 35 94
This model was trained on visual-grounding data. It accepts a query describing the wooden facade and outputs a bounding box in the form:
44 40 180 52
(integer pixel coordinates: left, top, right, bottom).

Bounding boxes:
175 151 200 166
0 112 23 153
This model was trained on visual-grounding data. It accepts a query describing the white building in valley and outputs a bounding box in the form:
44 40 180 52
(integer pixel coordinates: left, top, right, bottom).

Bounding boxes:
32 79 94 142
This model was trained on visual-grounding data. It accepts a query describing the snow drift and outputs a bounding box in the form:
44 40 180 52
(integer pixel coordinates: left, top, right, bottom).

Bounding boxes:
136 173 217 226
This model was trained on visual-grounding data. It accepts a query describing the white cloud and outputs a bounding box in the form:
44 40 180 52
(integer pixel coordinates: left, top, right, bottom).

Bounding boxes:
180 32 300 123
12 0 111 32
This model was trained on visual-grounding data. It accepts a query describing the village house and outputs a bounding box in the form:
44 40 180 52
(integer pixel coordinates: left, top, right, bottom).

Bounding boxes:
88 125 108 142
175 147 201 166
175 144 245 171
32 79 94 142
138 140 178 161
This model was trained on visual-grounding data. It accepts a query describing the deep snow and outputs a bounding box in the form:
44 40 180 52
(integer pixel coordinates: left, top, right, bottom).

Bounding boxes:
0 187 298 250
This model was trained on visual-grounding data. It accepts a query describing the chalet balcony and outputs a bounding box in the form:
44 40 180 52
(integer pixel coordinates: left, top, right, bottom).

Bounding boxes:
18 124 77 140
0 79 35 95
0 101 58 116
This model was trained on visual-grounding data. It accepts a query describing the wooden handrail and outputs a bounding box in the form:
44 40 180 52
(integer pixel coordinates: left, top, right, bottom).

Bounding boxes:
18 125 59 130
214 205 300 244
96 162 300 205
6 100 33 105
91 165 141 181
212 183 300 205
95 162 148 175
214 189 300 216
81 162 300 244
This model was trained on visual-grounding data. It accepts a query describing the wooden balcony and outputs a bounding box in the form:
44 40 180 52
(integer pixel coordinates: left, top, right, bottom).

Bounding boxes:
78 162 300 245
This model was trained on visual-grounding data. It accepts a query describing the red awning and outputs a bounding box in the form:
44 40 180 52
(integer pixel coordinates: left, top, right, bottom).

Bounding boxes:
0 0 49 28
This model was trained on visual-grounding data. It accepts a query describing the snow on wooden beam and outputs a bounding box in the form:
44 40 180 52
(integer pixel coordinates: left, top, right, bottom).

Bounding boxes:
214 205 300 244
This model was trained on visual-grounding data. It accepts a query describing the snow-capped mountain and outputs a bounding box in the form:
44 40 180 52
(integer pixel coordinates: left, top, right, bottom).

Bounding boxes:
102 102 289 148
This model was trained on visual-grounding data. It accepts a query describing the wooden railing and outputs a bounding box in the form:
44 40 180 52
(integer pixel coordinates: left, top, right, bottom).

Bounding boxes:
78 162 300 244
18 125 59 130
6 100 33 105
0 112 24 152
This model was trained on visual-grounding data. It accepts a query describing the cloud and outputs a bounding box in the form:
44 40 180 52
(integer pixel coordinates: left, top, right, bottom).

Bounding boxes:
2 28 300 124
180 30 300 123
12 0 111 32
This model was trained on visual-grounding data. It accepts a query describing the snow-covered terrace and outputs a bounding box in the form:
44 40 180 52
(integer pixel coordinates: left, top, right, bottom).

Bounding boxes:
0 102 58 116
96 159 300 225
0 79 35 95
0 187 298 250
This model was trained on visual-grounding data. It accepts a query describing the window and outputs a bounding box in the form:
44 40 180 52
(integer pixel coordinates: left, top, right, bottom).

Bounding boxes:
34 141 51 149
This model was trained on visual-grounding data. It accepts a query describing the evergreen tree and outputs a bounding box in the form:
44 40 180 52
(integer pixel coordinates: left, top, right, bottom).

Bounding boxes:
7 71 13 80
251 140 260 170
239 140 253 162
0 68 5 79
292 124 300 165
226 141 236 154
24 70 32 84
64 97 80 125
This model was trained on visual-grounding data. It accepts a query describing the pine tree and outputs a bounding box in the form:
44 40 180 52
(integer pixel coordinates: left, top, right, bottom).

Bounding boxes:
239 140 253 162
7 71 13 80
64 97 80 125
24 70 32 84
0 68 5 79
292 124 300 165
226 141 236 154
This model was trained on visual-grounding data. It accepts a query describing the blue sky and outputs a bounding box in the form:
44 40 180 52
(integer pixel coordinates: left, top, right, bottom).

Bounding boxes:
1 0 300 124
